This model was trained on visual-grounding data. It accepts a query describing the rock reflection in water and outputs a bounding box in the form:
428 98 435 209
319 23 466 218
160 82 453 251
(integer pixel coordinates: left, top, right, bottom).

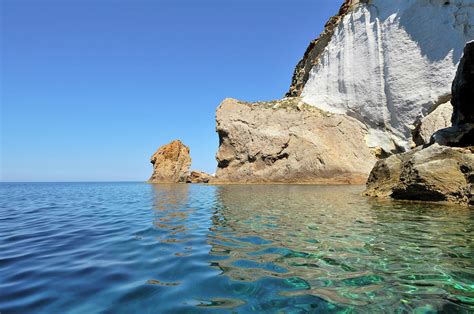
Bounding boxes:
207 185 473 312
6 183 470 312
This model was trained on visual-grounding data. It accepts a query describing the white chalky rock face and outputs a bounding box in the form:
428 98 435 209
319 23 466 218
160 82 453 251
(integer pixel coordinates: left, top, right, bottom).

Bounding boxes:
300 0 474 152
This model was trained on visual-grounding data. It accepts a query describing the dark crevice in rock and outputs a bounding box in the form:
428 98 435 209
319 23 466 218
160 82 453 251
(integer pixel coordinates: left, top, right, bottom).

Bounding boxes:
262 152 290 165
217 129 228 147
218 159 230 168
447 128 474 147
391 185 448 202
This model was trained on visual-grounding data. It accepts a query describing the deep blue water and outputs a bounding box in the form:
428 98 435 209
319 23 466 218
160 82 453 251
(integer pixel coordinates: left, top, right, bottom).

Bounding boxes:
0 182 473 313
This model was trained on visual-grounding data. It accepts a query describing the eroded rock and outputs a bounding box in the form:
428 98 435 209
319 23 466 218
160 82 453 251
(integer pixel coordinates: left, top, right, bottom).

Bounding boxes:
413 101 453 146
287 0 474 152
148 140 191 183
365 144 473 205
186 171 213 184
365 41 474 205
214 98 377 184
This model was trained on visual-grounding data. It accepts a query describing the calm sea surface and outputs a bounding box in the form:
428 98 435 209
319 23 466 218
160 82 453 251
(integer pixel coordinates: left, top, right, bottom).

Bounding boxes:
0 182 473 313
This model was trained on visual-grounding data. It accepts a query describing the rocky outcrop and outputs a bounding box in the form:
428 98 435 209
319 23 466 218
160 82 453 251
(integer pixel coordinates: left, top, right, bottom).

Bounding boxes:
214 98 377 184
413 101 453 146
433 41 474 147
365 42 474 205
365 144 473 205
213 1 473 186
286 0 360 98
452 41 474 125
148 140 191 183
186 171 213 184
287 0 474 153
433 124 474 147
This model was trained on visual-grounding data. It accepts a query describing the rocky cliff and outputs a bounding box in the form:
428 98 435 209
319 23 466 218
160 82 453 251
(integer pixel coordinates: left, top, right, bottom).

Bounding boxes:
215 98 376 184
214 0 473 184
365 42 474 205
288 0 474 153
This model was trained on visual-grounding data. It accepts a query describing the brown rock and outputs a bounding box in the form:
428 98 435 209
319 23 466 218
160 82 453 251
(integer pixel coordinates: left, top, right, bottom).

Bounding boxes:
214 97 377 184
148 140 191 183
365 144 474 205
365 41 474 205
186 171 213 184
412 101 453 146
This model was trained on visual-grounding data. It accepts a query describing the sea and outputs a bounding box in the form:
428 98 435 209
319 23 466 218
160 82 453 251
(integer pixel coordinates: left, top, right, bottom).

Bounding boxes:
0 182 473 313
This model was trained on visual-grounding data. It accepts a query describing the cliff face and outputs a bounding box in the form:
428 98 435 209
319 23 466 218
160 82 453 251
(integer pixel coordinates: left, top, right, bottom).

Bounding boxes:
288 0 474 153
214 0 473 184
365 42 474 205
215 98 376 184
286 0 362 98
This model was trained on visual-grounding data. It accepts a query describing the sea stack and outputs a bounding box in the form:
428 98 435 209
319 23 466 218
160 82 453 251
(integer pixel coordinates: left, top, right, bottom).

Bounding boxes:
148 140 191 183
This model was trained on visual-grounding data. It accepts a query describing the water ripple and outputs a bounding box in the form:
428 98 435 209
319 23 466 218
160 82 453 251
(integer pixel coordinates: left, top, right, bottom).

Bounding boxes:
0 182 473 313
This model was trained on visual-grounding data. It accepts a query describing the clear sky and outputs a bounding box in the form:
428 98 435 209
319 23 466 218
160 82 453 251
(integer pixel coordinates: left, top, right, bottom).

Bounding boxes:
1 0 341 182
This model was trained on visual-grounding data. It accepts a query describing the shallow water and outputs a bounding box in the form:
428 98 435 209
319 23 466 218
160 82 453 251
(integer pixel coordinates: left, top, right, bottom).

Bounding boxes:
0 182 473 313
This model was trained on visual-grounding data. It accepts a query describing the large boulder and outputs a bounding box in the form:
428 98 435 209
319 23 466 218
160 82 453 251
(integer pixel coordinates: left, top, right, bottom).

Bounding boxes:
365 144 473 205
148 140 191 183
214 98 377 184
413 101 453 146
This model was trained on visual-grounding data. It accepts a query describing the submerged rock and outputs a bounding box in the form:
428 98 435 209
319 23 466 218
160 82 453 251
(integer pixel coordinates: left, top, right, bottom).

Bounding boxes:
214 98 377 184
148 140 191 183
365 144 473 205
186 171 213 184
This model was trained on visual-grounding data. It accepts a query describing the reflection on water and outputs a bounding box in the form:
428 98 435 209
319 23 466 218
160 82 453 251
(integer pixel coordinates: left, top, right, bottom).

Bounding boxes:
149 184 473 312
0 183 472 313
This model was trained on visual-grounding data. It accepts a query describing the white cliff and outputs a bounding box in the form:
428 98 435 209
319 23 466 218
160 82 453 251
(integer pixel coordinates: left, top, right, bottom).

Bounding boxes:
297 0 474 152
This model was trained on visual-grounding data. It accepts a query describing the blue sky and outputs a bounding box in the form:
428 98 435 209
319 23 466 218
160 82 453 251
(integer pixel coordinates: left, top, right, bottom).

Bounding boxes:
1 0 341 182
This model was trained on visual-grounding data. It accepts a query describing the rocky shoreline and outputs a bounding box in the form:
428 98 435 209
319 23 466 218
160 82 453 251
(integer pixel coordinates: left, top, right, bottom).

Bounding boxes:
365 42 474 206
148 0 473 206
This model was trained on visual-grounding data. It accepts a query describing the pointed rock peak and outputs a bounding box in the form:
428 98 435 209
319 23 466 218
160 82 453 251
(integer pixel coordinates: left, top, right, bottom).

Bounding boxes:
148 140 191 183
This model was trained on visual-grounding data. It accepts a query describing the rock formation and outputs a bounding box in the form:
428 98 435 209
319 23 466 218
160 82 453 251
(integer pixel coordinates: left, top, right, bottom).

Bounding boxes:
214 98 376 184
213 0 473 184
148 140 191 183
186 171 213 184
365 42 474 205
433 41 474 148
365 144 473 204
287 0 474 153
286 0 360 98
452 40 474 125
412 101 453 146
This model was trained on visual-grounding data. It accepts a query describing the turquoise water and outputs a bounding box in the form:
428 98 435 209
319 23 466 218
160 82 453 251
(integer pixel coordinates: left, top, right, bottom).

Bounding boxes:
0 183 473 313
